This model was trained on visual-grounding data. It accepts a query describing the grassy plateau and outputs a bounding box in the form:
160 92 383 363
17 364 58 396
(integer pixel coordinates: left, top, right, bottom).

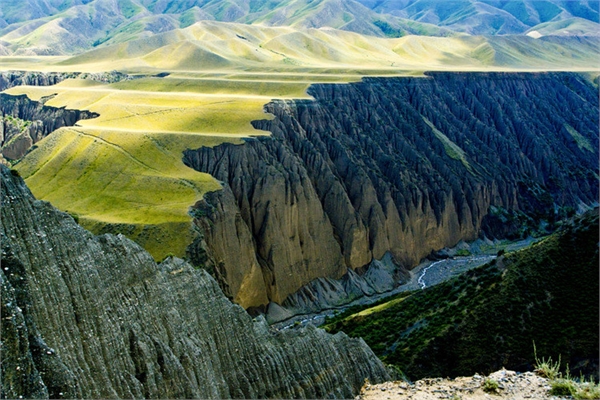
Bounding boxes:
3 21 599 259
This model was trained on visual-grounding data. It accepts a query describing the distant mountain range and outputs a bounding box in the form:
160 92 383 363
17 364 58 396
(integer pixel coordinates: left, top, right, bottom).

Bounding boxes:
1 0 598 55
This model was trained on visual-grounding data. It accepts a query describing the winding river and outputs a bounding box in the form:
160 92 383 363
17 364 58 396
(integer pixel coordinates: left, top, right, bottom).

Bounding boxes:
273 237 541 330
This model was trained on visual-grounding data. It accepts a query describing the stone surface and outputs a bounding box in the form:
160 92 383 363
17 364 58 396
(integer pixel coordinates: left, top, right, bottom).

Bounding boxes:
0 166 390 399
358 369 560 400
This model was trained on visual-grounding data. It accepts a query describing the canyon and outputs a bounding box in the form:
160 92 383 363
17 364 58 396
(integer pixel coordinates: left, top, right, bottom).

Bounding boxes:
1 1 599 398
184 72 599 311
1 165 390 398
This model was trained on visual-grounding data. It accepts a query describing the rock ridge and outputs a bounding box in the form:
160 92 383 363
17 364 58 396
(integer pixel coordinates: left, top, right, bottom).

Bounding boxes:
0 93 98 161
184 72 599 310
0 70 135 91
0 165 390 399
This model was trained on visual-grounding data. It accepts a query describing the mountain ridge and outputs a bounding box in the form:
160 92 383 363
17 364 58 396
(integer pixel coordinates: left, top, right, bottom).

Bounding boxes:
0 163 390 398
1 0 598 56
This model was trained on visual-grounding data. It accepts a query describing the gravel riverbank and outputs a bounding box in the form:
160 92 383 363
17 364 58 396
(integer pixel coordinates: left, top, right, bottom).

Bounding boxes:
273 237 541 330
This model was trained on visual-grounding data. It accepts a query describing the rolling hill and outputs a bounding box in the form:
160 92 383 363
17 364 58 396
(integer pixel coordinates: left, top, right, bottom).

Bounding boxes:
3 0 598 56
356 0 600 35
0 0 453 55
33 21 600 71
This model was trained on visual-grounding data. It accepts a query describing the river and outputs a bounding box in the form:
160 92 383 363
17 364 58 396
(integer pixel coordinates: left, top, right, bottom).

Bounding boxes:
273 237 541 330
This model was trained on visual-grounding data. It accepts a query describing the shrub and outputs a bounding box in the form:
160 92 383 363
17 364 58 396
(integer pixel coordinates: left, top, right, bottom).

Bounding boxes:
161 253 176 262
574 379 600 400
455 249 472 257
67 212 80 224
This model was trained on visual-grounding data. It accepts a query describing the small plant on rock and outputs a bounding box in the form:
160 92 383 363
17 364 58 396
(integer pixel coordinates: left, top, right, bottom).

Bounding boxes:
533 342 561 380
574 378 600 400
482 378 499 393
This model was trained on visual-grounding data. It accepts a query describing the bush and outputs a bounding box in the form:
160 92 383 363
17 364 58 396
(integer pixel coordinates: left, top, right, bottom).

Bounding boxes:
455 249 472 257
574 380 600 399
67 212 80 224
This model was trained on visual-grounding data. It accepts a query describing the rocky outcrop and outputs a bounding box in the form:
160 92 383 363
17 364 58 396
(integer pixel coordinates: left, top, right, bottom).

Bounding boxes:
0 165 389 399
184 72 599 310
0 70 134 91
0 93 98 160
359 369 560 400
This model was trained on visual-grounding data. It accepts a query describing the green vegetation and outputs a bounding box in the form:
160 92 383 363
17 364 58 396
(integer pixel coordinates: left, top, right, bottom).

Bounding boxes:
565 123 594 152
325 211 599 380
374 20 404 38
455 249 471 257
533 349 600 399
422 117 472 173
482 378 499 393
5 74 292 260
118 0 143 19
533 342 561 380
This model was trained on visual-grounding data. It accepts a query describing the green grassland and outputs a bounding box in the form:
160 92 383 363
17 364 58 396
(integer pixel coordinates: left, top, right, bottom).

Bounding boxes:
324 211 599 380
6 75 286 260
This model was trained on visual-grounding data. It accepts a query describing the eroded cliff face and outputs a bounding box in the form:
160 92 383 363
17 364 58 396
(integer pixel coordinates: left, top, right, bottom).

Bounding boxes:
184 72 599 310
0 94 98 161
0 70 133 91
0 166 389 399
0 70 136 162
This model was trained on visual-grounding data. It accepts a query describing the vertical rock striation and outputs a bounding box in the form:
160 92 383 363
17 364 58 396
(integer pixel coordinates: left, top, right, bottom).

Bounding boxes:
0 94 98 161
0 70 134 91
183 72 599 310
0 166 390 399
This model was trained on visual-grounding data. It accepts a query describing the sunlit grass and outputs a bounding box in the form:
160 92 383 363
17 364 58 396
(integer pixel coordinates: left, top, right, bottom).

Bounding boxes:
8 76 278 260
6 72 313 260
4 22 598 260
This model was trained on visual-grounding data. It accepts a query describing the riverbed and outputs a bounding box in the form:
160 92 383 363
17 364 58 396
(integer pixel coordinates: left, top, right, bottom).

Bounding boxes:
273 237 541 330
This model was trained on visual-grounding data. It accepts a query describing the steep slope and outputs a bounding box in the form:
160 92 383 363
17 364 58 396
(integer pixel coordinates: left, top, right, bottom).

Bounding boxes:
325 209 599 380
183 72 598 311
241 0 451 38
527 17 600 37
0 164 390 399
0 93 98 161
357 0 600 35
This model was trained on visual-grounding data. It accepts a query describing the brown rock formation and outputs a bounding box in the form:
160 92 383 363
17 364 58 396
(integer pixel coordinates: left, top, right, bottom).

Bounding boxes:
184 72 599 311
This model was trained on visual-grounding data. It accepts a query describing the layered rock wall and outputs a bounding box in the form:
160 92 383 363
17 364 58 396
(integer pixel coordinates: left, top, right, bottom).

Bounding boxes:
0 70 133 91
1 166 390 399
184 72 599 309
0 93 98 160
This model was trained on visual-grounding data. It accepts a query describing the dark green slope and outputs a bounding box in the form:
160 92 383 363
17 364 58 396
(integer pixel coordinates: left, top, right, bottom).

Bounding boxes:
325 209 599 380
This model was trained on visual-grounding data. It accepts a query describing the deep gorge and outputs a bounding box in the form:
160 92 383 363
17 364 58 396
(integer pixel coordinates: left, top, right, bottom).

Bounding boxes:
183 72 599 311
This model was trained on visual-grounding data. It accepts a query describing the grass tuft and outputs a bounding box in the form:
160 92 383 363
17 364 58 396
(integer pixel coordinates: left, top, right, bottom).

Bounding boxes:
533 342 561 380
482 377 499 393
